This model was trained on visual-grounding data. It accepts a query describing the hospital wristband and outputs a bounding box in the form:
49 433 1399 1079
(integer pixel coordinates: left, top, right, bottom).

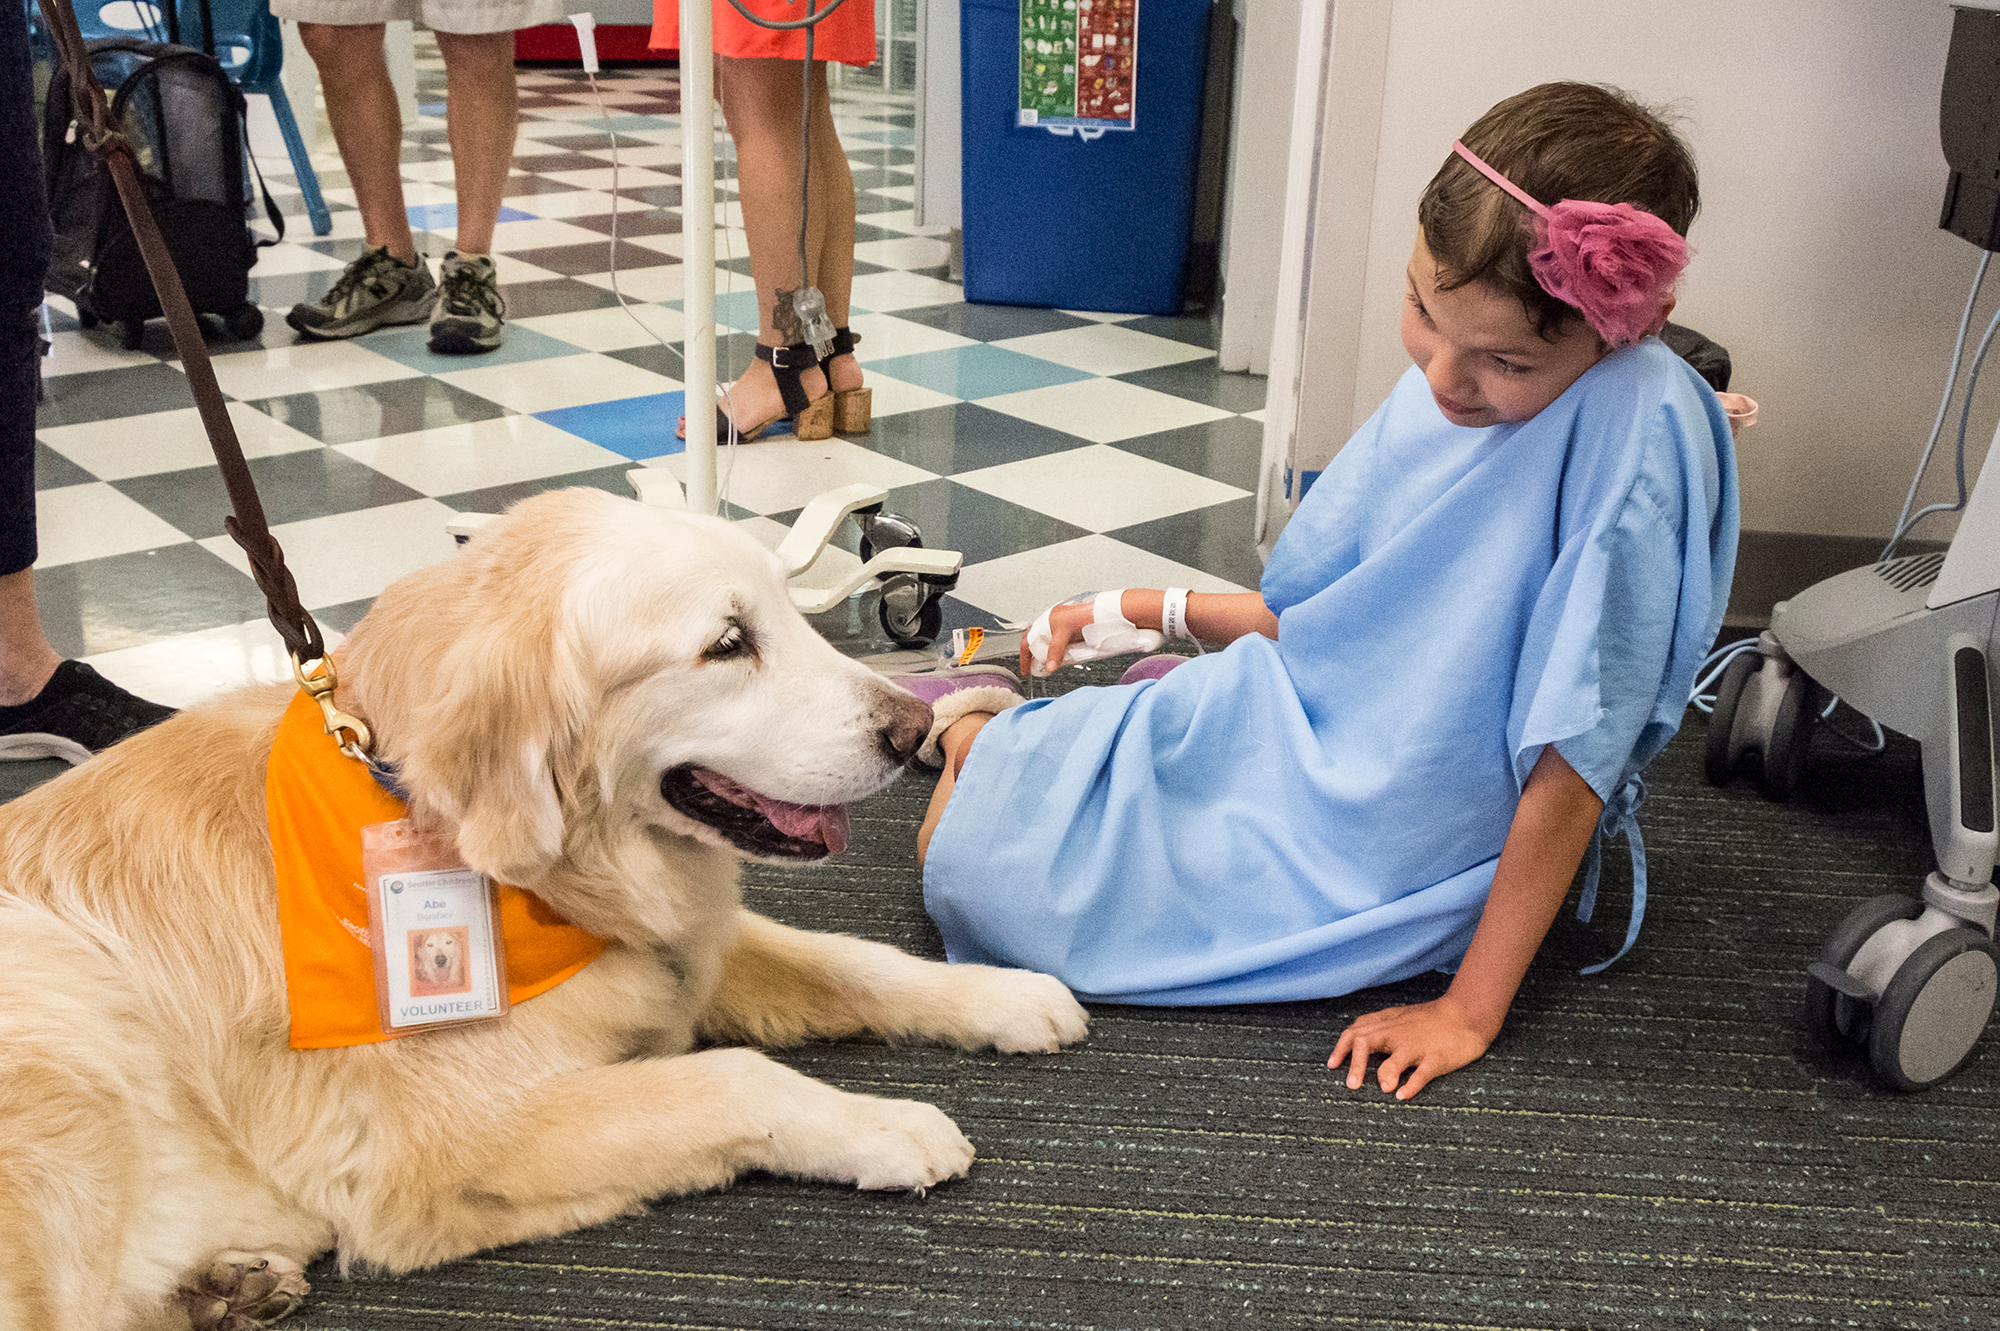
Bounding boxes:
1161 587 1192 642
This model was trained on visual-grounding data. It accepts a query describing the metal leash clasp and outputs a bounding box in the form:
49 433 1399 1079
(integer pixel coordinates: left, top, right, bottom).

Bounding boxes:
293 653 372 760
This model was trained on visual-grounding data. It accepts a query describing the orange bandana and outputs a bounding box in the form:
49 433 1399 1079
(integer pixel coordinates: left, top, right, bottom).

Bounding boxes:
267 689 607 1048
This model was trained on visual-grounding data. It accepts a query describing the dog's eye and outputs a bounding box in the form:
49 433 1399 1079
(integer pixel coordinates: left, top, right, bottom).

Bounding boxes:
701 620 755 663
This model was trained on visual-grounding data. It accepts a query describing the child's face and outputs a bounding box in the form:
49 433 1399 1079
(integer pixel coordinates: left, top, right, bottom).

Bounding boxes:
1400 233 1610 429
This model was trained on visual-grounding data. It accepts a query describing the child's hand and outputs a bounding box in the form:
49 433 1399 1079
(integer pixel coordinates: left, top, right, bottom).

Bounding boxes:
1020 598 1107 675
1327 995 1493 1101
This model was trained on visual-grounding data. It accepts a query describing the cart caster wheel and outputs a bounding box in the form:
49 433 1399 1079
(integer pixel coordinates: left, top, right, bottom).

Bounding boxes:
77 306 99 330
1703 652 1757 786
857 511 922 565
1867 928 1999 1091
1759 673 1820 802
878 583 944 648
223 304 264 341
120 320 144 350
1806 893 1923 1049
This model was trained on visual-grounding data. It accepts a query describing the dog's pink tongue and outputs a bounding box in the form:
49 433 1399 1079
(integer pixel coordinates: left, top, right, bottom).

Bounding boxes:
693 770 850 854
767 800 849 855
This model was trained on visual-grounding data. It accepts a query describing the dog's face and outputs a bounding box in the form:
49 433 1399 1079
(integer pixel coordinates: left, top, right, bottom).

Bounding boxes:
342 490 932 906
414 931 462 984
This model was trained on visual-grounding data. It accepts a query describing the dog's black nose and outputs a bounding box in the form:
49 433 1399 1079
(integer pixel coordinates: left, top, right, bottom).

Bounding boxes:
880 694 931 765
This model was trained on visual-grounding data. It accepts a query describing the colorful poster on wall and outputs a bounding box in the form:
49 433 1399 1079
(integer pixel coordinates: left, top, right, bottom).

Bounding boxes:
1018 0 1137 131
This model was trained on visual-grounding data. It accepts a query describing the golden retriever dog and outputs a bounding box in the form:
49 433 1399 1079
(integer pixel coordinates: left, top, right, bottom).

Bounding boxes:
0 488 1089 1331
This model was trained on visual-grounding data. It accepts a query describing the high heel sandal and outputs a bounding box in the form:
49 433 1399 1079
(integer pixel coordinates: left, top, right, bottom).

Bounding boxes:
820 327 872 434
688 343 834 443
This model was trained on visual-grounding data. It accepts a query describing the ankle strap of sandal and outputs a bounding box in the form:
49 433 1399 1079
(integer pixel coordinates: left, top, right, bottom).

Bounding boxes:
755 342 819 418
822 327 860 364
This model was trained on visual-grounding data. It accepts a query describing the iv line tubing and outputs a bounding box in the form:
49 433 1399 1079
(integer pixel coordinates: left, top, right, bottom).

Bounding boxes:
720 0 852 28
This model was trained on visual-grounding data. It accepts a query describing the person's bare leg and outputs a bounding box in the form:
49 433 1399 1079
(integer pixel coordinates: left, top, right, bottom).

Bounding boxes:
917 713 993 865
0 568 62 707
807 68 862 395
432 30 518 257
296 23 415 262
711 55 829 430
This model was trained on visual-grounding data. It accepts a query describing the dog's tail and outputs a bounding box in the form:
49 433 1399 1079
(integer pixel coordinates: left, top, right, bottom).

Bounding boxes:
0 900 163 1331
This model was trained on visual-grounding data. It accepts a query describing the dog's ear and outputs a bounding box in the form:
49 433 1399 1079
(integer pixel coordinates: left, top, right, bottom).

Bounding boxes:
393 624 586 888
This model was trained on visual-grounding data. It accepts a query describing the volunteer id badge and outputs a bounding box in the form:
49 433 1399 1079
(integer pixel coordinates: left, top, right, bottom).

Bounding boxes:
362 820 509 1033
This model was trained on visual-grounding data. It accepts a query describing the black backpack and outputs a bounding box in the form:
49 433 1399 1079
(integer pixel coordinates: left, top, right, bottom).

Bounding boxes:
42 37 280 348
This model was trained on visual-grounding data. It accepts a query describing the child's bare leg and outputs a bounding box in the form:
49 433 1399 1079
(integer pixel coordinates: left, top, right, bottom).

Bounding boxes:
917 713 993 864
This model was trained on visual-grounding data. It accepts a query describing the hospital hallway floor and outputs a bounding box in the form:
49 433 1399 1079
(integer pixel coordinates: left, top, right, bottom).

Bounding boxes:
22 33 1267 795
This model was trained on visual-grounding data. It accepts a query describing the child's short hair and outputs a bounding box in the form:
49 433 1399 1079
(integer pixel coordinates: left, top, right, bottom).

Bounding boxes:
1419 82 1699 339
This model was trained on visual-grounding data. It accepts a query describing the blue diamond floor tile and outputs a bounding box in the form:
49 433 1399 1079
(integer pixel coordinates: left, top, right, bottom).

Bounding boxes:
535 393 687 461
864 343 1095 400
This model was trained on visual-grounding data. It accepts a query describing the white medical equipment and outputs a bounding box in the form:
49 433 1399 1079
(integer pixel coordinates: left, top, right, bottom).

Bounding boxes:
450 7 961 650
1703 3 2000 1091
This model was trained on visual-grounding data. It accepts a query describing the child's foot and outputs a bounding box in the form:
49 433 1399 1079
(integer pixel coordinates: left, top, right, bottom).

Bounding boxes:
1117 654 1192 686
893 665 1025 768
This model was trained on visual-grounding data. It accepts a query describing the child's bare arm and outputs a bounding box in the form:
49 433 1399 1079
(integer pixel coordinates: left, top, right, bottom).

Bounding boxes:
1026 591 1279 673
1328 744 1603 1100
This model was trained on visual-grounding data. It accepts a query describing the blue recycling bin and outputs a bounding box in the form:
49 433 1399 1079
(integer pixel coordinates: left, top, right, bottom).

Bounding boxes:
960 0 1212 315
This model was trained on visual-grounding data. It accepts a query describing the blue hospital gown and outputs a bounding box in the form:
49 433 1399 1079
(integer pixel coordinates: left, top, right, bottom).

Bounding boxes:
923 339 1741 1004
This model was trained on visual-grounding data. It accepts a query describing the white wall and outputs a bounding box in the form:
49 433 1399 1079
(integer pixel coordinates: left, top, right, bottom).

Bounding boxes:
1218 0 1302 374
1322 0 1982 541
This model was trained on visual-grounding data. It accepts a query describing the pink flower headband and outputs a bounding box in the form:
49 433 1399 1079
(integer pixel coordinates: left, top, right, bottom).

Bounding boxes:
1450 139 1688 347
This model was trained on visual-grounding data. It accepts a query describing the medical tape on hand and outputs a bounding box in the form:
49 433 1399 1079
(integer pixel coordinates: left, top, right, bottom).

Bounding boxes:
1025 590 1165 676
1079 589 1136 649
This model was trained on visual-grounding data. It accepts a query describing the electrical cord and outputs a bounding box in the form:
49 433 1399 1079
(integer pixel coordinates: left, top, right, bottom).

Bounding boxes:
1884 250 1995 559
1686 637 1759 714
586 0 851 507
1686 637 1884 752
579 65 747 510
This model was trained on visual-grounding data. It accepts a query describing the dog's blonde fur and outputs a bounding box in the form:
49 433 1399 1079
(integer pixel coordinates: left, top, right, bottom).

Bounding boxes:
0 490 1087 1330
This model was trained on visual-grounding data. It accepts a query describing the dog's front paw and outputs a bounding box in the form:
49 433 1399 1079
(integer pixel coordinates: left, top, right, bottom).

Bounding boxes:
176 1251 310 1330
951 966 1090 1054
843 1097 976 1192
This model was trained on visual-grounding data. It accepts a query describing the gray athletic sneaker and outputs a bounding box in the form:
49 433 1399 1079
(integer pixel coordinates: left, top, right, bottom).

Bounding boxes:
285 247 436 340
429 251 506 354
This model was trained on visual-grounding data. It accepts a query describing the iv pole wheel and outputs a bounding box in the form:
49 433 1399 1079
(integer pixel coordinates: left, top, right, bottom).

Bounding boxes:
1806 893 1923 1049
1866 927 1999 1091
1759 672 1820 802
1704 652 1757 786
878 584 944 648
857 511 922 565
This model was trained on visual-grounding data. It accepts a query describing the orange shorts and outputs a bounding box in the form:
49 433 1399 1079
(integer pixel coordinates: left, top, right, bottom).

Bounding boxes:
650 0 878 65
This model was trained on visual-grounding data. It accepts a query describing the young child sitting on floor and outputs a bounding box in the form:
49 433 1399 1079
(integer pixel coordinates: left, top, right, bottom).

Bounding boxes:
898 81 1741 1102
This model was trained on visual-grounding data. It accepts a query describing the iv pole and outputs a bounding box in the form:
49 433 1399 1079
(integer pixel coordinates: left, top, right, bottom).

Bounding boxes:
679 0 718 515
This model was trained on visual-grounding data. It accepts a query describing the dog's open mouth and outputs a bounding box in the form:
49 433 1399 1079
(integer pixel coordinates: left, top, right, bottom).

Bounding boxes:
660 765 852 859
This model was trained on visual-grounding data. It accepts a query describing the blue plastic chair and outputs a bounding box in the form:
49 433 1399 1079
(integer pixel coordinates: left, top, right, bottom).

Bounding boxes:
72 0 332 236
180 0 332 236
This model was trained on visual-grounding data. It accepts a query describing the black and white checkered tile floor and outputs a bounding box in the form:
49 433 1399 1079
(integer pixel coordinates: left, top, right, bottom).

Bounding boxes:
31 42 1268 712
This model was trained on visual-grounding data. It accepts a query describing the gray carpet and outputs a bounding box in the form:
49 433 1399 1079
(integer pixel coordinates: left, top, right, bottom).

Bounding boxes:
11 664 1996 1328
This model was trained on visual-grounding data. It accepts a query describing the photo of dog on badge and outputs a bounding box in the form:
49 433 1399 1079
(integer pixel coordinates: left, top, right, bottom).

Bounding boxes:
410 928 470 996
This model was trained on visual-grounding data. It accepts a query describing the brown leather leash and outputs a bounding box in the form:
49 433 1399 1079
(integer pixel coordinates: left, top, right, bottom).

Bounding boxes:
35 0 360 739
